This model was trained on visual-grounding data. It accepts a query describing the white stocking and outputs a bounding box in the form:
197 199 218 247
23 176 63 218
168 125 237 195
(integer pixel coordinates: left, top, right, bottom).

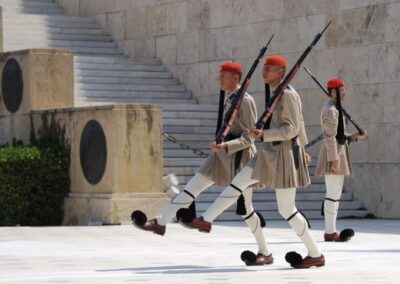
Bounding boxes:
324 175 345 234
156 173 214 226
242 188 270 256
276 188 321 258
202 167 258 223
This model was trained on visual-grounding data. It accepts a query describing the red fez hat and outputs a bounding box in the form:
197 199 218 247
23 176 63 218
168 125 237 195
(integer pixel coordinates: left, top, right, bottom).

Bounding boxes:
264 55 287 67
327 78 345 89
220 62 243 75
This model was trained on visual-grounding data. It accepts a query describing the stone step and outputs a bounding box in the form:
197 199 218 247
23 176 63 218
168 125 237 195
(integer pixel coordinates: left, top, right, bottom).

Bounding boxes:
75 63 166 72
163 126 215 135
0 0 58 7
163 111 217 119
76 85 186 95
195 200 363 212
161 133 214 142
174 174 325 187
195 191 354 202
206 210 369 221
74 55 161 65
4 33 113 42
2 13 96 23
166 184 327 194
161 104 218 112
75 69 172 79
77 83 186 93
75 76 179 85
3 19 100 29
0 1 60 6
76 97 198 105
163 141 211 149
7 45 122 55
4 27 107 35
165 163 317 175
163 149 211 158
1 6 64 14
4 39 117 48
79 90 192 100
164 168 323 184
0 0 55 3
163 119 216 127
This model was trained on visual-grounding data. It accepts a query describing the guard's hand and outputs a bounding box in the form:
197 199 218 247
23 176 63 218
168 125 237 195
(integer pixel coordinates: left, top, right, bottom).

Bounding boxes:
211 142 225 153
353 130 368 141
305 153 312 167
250 128 263 139
330 160 340 174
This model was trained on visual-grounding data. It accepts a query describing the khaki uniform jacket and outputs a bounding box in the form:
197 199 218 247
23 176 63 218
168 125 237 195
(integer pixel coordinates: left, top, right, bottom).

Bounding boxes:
198 92 258 186
315 101 353 176
247 86 310 189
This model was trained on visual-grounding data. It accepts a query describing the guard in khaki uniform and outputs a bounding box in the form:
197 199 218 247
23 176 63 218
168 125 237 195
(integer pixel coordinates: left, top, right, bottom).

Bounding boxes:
133 62 272 265
189 56 325 269
315 78 367 242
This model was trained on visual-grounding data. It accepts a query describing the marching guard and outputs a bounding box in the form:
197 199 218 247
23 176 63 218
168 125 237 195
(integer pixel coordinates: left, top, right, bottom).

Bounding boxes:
188 56 325 269
132 62 272 264
315 78 368 242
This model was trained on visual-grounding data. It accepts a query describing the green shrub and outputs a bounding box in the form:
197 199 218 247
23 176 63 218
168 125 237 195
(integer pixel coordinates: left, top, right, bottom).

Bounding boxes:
0 145 70 226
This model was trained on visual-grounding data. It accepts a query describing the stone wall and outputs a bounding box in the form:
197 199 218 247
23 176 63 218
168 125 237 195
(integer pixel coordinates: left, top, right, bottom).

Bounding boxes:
56 0 400 218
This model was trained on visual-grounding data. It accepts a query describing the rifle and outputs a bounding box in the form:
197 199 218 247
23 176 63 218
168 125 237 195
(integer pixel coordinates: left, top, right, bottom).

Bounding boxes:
215 34 275 144
255 21 332 130
303 66 365 134
305 133 324 148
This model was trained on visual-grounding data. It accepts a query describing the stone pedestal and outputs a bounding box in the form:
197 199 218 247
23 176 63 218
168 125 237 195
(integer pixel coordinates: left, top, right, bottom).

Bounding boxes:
31 105 168 225
0 49 73 145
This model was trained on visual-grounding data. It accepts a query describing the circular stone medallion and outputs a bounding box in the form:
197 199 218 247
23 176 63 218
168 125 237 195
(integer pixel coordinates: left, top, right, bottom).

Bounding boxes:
80 120 107 185
2 58 23 113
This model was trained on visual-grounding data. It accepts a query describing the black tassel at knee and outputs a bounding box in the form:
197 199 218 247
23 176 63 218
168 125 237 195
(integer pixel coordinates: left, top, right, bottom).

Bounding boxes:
236 194 247 215
321 200 325 216
255 211 266 228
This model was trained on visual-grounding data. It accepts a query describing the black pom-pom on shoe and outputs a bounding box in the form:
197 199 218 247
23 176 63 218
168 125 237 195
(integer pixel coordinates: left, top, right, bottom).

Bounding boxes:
285 251 303 266
340 228 355 241
176 208 195 223
240 250 257 263
131 210 147 226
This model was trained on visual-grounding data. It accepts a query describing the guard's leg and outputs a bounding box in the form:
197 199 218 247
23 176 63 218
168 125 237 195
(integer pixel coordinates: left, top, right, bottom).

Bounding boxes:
190 167 258 233
240 188 273 266
324 174 344 233
202 167 258 223
323 175 354 241
276 188 325 269
156 173 214 226
242 189 269 256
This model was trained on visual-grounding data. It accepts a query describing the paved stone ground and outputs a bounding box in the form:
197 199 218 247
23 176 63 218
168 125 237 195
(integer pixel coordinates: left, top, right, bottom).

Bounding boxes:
0 219 399 284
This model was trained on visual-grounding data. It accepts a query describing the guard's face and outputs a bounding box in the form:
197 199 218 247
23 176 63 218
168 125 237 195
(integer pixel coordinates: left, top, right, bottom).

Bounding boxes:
332 86 346 100
262 65 284 84
218 71 238 91
339 86 346 99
